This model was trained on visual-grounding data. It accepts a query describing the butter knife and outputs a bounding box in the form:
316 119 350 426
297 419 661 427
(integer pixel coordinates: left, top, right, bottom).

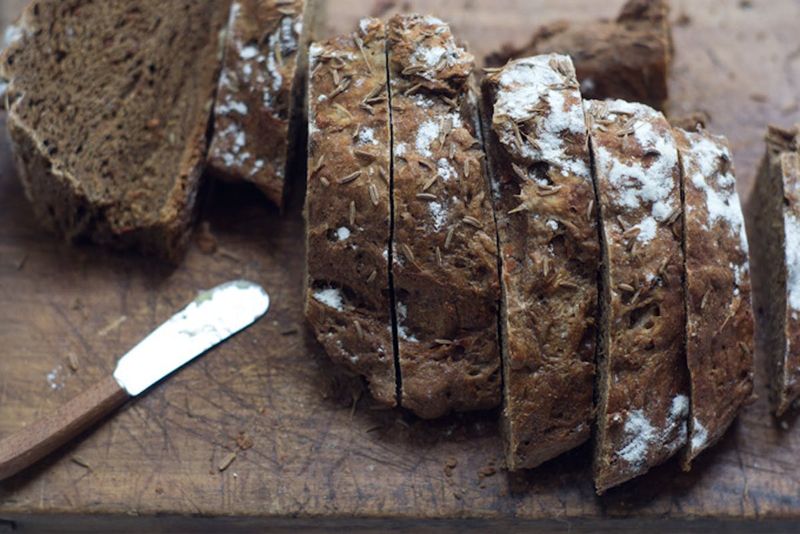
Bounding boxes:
0 280 270 481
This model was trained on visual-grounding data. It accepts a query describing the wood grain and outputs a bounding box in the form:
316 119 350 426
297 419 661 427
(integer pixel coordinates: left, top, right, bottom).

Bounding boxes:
1 0 800 529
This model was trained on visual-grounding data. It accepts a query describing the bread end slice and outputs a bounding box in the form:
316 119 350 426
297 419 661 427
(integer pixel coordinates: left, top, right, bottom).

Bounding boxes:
1 0 230 261
748 125 800 416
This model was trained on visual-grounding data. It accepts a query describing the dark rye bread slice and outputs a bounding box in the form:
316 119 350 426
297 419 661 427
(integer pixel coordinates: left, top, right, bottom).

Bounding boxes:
674 126 754 468
0 0 231 260
208 0 322 207
587 99 688 494
387 14 501 419
748 125 800 416
485 0 672 110
304 18 396 406
481 55 598 470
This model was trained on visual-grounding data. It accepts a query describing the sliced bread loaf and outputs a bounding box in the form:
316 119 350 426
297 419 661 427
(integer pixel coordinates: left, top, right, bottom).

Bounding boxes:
387 14 501 419
587 99 688 494
674 126 754 467
208 0 322 206
0 0 231 260
304 18 397 406
482 55 598 470
748 125 800 416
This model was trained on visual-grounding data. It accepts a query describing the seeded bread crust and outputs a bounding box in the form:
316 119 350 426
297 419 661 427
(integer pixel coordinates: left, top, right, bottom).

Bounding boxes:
388 14 501 419
485 0 672 111
208 0 321 206
674 127 754 468
587 99 688 494
0 0 230 261
482 55 598 470
304 19 396 406
749 125 800 416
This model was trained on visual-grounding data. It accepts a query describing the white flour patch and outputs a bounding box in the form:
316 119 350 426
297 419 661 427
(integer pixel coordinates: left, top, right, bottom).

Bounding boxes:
46 365 64 390
359 18 372 35
785 212 800 311
682 130 749 256
437 158 456 181
240 45 259 60
593 101 678 224
405 16 473 82
218 99 248 115
616 394 689 468
396 302 418 342
358 127 378 145
636 217 657 243
3 24 24 48
691 417 709 451
429 201 447 230
336 227 351 241
313 288 345 311
416 120 440 158
617 410 655 467
493 55 589 178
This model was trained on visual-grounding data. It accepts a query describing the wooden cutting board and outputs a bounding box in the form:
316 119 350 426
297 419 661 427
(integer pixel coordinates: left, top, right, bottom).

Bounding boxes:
1 0 800 531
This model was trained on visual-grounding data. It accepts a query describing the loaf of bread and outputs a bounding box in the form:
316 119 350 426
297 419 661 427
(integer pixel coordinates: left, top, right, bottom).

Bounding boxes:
387 14 501 419
208 0 321 206
749 125 800 416
482 55 598 470
0 0 231 260
674 126 754 468
485 0 672 110
304 18 397 406
587 99 688 494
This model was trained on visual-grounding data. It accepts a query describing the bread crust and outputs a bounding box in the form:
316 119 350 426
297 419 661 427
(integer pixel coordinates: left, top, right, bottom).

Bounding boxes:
482 55 598 470
304 19 396 406
0 0 230 261
208 0 320 207
387 14 501 419
587 99 688 494
674 127 754 468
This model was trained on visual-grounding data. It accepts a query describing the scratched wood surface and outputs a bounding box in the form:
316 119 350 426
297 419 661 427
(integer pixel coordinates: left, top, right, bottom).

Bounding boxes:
1 0 800 530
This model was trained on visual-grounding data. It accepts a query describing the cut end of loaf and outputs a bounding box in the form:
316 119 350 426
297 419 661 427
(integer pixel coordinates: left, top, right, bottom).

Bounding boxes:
1 0 230 259
749 125 800 416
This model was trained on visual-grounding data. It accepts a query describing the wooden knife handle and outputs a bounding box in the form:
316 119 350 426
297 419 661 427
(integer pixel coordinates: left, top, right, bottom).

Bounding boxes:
0 375 129 481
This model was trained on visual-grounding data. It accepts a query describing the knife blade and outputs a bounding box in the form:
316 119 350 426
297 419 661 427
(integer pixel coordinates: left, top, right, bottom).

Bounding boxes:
0 280 270 481
114 279 270 395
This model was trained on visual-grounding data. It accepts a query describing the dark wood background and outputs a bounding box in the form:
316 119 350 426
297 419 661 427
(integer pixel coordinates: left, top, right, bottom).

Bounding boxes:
1 0 800 530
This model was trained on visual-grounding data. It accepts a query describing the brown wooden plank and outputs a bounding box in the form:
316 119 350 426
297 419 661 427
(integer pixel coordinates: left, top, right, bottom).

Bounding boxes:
0 0 799 526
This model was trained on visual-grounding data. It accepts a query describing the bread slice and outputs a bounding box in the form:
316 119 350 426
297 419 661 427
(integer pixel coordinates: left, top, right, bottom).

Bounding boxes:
208 0 322 207
748 125 800 416
587 99 688 494
304 18 396 406
481 55 598 470
485 0 672 110
0 0 231 260
387 14 501 419
674 126 754 468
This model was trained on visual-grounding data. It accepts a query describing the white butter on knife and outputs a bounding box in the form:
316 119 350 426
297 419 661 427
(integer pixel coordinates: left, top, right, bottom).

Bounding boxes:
113 280 270 395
